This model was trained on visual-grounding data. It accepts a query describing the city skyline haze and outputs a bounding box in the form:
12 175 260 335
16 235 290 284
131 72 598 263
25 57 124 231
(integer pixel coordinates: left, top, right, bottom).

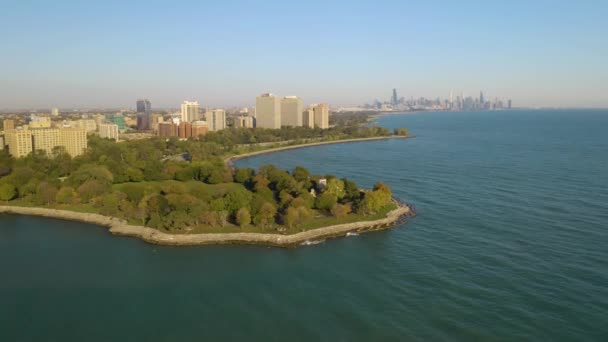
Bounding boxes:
1 0 607 109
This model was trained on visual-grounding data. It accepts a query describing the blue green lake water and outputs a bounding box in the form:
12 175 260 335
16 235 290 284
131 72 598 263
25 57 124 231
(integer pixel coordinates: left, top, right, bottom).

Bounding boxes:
1 109 607 341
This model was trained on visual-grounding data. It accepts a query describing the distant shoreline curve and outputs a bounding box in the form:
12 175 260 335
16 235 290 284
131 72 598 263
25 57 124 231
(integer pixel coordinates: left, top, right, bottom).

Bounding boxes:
0 203 414 248
224 135 415 165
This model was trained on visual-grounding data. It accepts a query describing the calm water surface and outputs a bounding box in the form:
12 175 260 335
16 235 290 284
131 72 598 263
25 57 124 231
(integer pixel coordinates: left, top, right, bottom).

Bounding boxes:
1 110 607 341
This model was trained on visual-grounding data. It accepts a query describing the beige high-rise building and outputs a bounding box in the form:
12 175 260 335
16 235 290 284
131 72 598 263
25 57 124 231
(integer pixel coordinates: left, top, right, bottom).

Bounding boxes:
281 96 303 127
150 114 164 132
5 129 33 158
93 114 106 128
31 128 60 155
235 115 254 128
181 101 200 123
3 119 15 131
99 123 119 141
51 108 60 116
313 103 329 129
255 93 281 129
206 109 226 131
59 128 87 157
303 107 315 128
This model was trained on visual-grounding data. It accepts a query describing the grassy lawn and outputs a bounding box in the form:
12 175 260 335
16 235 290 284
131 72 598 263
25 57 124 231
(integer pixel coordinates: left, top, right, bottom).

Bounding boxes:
112 180 246 197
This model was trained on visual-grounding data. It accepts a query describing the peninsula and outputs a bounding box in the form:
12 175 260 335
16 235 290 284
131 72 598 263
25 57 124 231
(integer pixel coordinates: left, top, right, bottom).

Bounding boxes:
0 112 414 247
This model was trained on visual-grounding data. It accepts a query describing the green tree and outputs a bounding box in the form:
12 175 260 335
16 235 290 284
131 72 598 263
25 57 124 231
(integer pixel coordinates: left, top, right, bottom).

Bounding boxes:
224 188 253 215
234 168 254 184
56 186 78 205
283 206 299 228
292 166 311 182
126 167 144 182
254 202 276 228
236 207 251 227
324 178 345 199
0 183 17 202
315 192 337 211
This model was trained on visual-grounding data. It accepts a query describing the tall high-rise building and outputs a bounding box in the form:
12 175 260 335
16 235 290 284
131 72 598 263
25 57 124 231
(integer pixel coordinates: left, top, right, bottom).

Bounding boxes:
206 109 226 131
136 99 151 130
31 128 60 155
281 96 303 127
302 108 315 128
181 101 200 123
51 108 59 116
508 99 512 109
5 129 33 158
7 127 87 158
59 128 87 157
313 103 329 129
255 93 281 129
99 123 119 141
480 91 485 105
3 119 15 131
391 89 398 106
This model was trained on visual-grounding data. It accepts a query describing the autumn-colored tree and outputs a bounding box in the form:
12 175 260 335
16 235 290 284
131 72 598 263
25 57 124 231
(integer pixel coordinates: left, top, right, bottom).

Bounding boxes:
331 203 352 218
254 202 277 228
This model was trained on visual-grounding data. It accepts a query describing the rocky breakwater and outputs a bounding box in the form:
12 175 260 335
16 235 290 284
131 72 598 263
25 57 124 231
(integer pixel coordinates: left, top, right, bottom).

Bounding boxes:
0 201 415 248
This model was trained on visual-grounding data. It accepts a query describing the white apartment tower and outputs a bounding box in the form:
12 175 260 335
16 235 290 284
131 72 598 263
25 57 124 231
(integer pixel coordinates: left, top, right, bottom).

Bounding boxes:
181 101 201 123
313 103 329 129
99 123 119 141
206 109 226 131
281 96 303 127
255 93 281 129
303 107 315 128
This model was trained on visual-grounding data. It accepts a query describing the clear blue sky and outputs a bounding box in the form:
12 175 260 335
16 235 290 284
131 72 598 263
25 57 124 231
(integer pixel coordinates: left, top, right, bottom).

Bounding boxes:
1 0 607 109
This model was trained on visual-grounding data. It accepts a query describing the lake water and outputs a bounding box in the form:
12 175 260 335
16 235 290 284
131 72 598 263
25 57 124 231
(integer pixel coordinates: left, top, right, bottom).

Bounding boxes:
1 110 607 341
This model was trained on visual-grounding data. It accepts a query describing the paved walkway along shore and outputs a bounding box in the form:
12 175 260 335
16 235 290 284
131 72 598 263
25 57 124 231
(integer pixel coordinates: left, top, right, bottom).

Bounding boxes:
225 135 414 164
0 204 413 247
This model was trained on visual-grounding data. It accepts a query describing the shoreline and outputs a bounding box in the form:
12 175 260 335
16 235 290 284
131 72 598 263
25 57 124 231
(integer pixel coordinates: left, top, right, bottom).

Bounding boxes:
225 135 414 164
0 203 415 248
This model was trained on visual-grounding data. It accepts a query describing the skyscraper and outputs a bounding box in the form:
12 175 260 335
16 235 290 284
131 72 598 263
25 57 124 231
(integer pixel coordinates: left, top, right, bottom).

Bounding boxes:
206 109 226 131
51 107 59 116
255 93 281 129
302 107 315 128
313 103 329 129
181 101 200 123
281 96 303 127
136 99 151 130
480 91 485 105
391 88 398 106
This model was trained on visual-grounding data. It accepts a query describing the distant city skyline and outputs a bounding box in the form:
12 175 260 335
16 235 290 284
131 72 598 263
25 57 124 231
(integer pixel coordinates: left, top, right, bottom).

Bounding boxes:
1 1 607 109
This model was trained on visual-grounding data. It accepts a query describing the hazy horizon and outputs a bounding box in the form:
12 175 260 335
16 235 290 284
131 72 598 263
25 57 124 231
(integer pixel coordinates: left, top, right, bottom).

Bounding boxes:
1 0 607 110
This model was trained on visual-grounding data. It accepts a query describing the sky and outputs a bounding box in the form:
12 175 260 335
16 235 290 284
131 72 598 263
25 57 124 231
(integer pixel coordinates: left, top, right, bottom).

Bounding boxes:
1 0 607 109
